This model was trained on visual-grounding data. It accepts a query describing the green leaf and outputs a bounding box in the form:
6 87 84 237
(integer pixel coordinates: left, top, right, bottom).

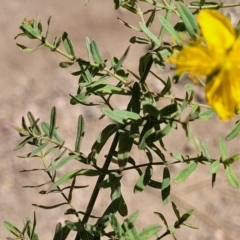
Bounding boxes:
139 52 153 79
148 179 162 189
146 8 156 28
4 222 22 237
118 17 140 31
139 123 155 150
154 212 168 228
27 111 41 136
48 169 100 192
139 225 162 240
139 22 160 47
103 108 140 124
53 223 63 240
75 115 85 152
30 211 37 240
161 167 171 204
85 224 104 236
122 211 140 238
14 136 33 151
59 61 74 68
143 103 161 120
199 109 215 120
47 155 77 171
59 225 70 240
177 3 199 38
198 137 211 160
158 15 181 45
218 137 228 161
187 127 200 155
130 82 141 114
86 37 93 62
88 84 130 95
49 106 56 139
20 22 40 38
189 103 200 121
118 130 133 169
114 45 130 72
175 209 194 227
62 32 75 57
160 77 171 96
171 202 181 220
146 123 171 144
170 152 183 161
127 211 139 224
30 142 48 157
45 16 51 40
159 104 178 116
109 214 124 239
118 194 128 217
174 162 197 183
99 173 122 189
113 0 121 9
134 165 153 193
89 124 118 161
16 43 42 53
41 122 62 143
97 198 122 226
90 40 105 68
130 36 150 44
225 165 239 188
209 160 220 174
227 153 240 164
226 120 240 140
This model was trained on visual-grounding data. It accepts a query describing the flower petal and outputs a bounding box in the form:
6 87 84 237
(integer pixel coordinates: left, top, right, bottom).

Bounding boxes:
170 44 217 76
198 10 235 54
205 70 239 120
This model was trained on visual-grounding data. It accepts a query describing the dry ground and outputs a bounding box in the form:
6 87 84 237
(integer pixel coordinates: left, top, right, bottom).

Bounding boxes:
1 1 240 240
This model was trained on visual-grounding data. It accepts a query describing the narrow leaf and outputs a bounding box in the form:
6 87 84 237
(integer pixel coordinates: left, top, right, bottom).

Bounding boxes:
139 22 160 47
30 142 48 157
140 225 162 240
75 115 85 152
161 167 171 204
158 15 181 45
226 120 240 140
209 160 220 174
199 137 211 160
225 165 239 188
174 162 197 183
134 165 153 193
219 137 228 161
49 106 56 139
62 32 75 56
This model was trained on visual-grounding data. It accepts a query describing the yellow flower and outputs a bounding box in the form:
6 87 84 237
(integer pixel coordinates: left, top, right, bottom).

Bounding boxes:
170 10 240 120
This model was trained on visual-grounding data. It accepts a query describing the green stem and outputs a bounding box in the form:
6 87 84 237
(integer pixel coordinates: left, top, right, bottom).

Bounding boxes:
40 152 81 221
188 2 240 9
108 156 211 173
163 94 212 109
39 37 75 60
74 132 119 240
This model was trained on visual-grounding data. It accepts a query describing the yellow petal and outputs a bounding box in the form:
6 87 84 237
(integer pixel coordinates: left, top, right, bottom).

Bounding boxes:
229 38 240 67
198 10 235 54
205 70 238 120
170 44 217 76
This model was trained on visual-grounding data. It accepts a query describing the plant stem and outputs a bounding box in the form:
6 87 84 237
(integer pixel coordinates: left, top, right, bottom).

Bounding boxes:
108 156 211 173
74 132 119 240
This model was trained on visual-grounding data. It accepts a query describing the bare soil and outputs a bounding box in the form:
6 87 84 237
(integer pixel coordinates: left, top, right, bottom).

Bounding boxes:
1 1 240 240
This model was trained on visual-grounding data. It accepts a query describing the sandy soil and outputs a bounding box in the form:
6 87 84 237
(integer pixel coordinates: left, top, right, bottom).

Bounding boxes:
1 1 240 240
